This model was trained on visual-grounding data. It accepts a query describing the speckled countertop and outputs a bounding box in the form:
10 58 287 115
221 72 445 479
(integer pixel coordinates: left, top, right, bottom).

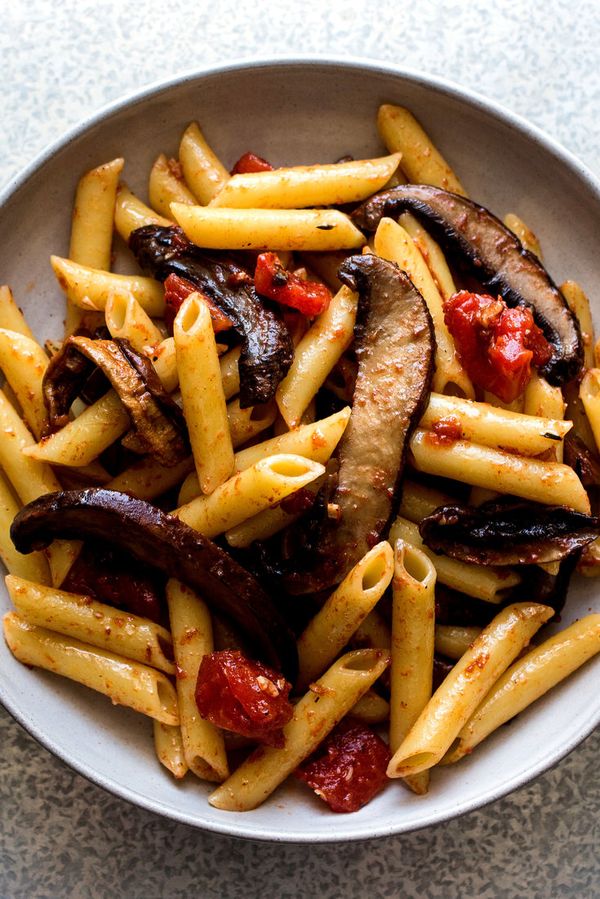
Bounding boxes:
1 2 600 896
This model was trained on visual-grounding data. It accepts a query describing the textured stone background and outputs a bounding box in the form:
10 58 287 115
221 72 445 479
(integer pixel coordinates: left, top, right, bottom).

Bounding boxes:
1 1 599 896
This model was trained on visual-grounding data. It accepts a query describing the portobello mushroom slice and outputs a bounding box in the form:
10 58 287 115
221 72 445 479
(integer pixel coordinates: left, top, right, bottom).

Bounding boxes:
286 254 435 593
419 500 600 566
352 184 583 385
43 335 188 467
10 489 298 680
129 225 293 407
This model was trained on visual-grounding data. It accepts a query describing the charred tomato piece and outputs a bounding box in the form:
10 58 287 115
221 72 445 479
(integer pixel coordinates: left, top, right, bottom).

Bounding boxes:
254 253 332 317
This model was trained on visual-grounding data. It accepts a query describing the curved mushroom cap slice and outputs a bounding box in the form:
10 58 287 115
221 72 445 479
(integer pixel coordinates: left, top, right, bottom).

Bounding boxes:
10 489 298 680
419 500 600 566
129 225 293 407
353 184 583 385
286 254 435 593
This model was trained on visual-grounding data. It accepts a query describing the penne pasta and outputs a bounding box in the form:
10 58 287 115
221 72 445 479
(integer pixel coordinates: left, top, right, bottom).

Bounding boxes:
374 217 474 398
153 721 188 779
0 286 35 340
179 122 230 205
276 286 357 427
0 472 50 584
409 429 591 513
296 541 394 691
561 281 595 370
0 328 49 439
149 153 196 218
210 154 401 209
435 625 482 661
166 579 228 782
106 455 194 502
579 369 600 455
386 603 553 778
225 398 278 449
171 203 366 252
503 213 543 258
420 393 571 456
224 475 324 548
389 517 520 602
208 648 390 811
174 294 234 494
349 689 390 725
6 575 175 674
3 612 179 724
51 255 165 317
114 182 171 241
174 454 325 537
300 252 346 291
389 541 436 794
377 104 467 196
398 213 457 302
443 614 600 763
105 293 164 352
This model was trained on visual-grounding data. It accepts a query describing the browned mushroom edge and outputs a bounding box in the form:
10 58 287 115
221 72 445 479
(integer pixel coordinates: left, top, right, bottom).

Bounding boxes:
10 488 298 681
42 336 189 467
419 500 600 566
564 432 600 489
128 225 293 407
284 254 435 594
352 184 583 386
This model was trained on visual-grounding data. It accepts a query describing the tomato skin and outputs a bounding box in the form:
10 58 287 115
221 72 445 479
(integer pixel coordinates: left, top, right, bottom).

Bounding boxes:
231 152 274 175
444 291 552 403
254 253 332 316
163 273 233 334
195 650 293 747
295 718 391 812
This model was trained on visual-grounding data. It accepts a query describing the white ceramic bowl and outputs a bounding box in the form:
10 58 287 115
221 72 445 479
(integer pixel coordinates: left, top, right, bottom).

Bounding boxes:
1 58 599 842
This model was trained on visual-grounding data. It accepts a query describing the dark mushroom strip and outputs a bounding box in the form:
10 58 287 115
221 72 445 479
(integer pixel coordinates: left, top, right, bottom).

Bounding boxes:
129 225 293 407
419 500 600 566
564 432 600 489
42 332 97 434
352 184 583 385
61 336 188 467
10 489 298 680
286 254 435 593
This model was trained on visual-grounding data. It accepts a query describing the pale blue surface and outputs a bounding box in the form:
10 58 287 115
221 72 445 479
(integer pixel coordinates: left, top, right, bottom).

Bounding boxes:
1 1 599 896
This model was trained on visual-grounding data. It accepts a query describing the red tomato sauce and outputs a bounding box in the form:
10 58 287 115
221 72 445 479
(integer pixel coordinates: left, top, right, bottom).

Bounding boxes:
429 415 463 445
254 252 331 316
444 291 552 403
295 718 391 812
195 650 293 747
231 152 274 175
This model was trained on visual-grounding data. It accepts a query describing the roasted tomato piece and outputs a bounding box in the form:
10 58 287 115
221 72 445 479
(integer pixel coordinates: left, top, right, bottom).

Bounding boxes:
295 718 391 812
254 252 332 317
195 649 293 747
444 290 552 403
163 273 233 334
231 152 274 174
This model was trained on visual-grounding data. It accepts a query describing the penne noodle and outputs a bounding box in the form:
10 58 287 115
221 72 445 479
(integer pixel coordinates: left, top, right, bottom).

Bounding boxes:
153 721 188 779
374 217 474 398
210 154 401 209
398 213 457 302
409 429 591 513
179 406 350 504
171 203 366 252
296 541 394 691
166 579 228 782
300 251 346 291
435 625 482 661
6 575 175 674
105 293 164 352
174 294 234 494
149 153 196 218
3 612 179 724
349 689 390 725
443 614 600 763
0 328 49 439
179 122 230 205
353 609 392 651
389 541 436 795
389 517 520 602
0 286 35 340
225 475 324 548
0 472 50 584
218 346 241 400
51 255 165 317
225 398 278 449
399 480 452 523
276 286 358 427
174 454 325 537
503 213 543 258
579 369 600 455
114 182 171 241
208 648 390 811
106 455 194 502
420 393 571 456
561 281 595 370
483 389 524 414
377 104 467 196
386 602 553 778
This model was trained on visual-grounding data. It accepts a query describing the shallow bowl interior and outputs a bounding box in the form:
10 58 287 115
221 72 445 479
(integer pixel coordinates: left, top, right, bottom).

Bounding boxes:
1 58 599 842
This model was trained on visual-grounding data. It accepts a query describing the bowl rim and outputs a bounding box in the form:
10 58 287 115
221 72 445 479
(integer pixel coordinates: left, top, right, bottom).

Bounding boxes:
1 54 599 843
